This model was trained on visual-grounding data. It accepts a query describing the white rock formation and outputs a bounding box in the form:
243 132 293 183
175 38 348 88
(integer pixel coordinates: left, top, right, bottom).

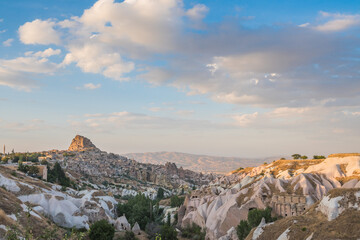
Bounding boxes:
115 215 131 231
132 222 141 235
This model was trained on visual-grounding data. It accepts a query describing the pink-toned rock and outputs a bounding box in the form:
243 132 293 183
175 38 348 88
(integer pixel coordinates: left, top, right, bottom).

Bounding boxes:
68 135 98 152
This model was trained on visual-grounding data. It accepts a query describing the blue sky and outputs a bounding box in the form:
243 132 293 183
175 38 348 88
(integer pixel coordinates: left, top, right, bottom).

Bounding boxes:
0 0 360 157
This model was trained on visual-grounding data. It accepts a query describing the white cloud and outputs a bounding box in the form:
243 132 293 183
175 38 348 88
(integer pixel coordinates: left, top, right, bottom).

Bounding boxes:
0 50 59 91
148 107 162 112
0 66 38 91
206 63 218 75
140 68 172 85
233 112 258 127
62 43 134 81
70 111 213 132
176 110 194 116
0 119 46 132
18 19 61 45
213 93 261 105
83 83 101 90
269 107 310 118
343 111 360 116
186 4 209 21
314 12 360 32
26 48 61 58
0 57 58 74
298 23 310 28
11 1 360 112
3 38 13 47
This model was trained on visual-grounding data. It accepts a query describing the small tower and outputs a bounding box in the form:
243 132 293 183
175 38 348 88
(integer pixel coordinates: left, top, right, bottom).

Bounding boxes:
3 144 5 156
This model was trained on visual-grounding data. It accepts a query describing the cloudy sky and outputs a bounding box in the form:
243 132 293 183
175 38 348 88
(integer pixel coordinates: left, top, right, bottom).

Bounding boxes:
0 0 359 157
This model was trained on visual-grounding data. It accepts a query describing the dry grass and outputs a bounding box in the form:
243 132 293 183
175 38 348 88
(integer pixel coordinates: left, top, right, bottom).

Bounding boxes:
336 175 360 185
236 188 254 207
328 153 360 158
232 167 254 174
269 159 324 177
339 164 348 175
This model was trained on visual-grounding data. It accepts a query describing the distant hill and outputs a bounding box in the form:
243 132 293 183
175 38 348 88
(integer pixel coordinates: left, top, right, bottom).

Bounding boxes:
123 151 270 174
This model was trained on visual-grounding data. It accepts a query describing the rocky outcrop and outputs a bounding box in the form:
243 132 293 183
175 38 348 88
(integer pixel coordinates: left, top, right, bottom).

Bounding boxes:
68 135 98 152
179 156 360 239
245 188 360 240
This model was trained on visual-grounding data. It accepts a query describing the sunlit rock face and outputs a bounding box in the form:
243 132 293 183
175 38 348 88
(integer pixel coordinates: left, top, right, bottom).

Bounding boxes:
68 135 98 152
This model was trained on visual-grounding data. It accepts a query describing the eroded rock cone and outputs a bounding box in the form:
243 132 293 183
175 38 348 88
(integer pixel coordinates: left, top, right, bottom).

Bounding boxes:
68 135 98 151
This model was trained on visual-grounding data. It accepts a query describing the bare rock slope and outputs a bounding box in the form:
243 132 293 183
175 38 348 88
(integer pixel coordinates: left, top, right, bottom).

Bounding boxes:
68 135 98 152
178 154 360 239
0 166 117 239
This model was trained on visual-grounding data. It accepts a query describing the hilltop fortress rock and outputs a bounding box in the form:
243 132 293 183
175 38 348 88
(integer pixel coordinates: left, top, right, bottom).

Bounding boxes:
68 135 98 152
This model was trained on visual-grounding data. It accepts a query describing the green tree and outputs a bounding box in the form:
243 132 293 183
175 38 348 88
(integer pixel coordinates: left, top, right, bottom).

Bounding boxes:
181 223 205 240
40 159 48 165
160 224 177 240
89 220 114 240
291 154 301 160
157 188 165 200
170 195 185 208
236 220 251 240
28 165 39 175
313 155 326 159
247 207 273 227
236 207 276 240
301 155 308 160
47 162 71 187
117 194 152 230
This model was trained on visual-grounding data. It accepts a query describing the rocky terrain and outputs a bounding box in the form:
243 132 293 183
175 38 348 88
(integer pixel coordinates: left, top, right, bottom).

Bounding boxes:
245 188 360 240
1 136 360 240
124 152 268 174
48 136 214 193
68 135 98 152
177 154 360 239
0 165 116 239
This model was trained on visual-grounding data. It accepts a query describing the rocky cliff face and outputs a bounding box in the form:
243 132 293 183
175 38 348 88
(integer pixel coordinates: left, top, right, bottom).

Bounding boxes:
245 188 360 240
178 155 360 239
68 135 98 151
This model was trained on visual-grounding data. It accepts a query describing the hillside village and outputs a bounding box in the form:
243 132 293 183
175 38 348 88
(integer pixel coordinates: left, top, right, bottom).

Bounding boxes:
0 136 360 240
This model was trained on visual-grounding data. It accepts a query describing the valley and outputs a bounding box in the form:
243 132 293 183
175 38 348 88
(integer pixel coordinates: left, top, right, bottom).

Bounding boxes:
0 136 360 240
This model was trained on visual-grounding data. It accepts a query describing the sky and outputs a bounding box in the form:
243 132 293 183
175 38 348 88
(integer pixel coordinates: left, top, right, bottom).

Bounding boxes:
0 0 360 158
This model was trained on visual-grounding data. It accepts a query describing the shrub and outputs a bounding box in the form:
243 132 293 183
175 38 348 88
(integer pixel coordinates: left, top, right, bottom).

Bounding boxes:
157 188 165 200
236 220 251 240
170 195 185 208
89 220 114 240
118 231 138 240
236 207 276 240
11 171 17 177
181 223 205 240
145 222 162 240
247 207 273 227
47 162 71 187
117 194 152 230
160 224 177 240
